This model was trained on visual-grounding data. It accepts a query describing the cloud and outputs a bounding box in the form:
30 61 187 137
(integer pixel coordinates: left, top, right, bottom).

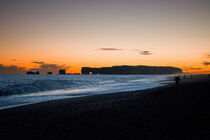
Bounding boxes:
30 61 71 74
139 50 152 55
0 64 26 74
202 61 210 66
207 54 210 58
32 61 45 64
182 67 202 70
132 49 153 55
12 59 16 61
97 48 123 51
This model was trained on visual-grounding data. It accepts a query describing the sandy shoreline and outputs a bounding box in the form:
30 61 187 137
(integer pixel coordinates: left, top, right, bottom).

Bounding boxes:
0 74 204 111
0 74 209 139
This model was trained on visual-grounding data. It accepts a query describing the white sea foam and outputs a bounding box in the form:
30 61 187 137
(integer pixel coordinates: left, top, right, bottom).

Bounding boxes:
0 74 174 109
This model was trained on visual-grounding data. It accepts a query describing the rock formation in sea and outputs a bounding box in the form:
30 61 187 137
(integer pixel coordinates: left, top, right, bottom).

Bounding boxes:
26 71 40 74
59 69 66 75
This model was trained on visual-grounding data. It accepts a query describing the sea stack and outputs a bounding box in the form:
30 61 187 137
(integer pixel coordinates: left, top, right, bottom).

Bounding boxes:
59 69 66 75
26 71 40 75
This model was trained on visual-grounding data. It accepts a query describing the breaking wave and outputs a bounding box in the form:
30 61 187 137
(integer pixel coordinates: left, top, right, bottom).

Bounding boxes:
0 74 173 108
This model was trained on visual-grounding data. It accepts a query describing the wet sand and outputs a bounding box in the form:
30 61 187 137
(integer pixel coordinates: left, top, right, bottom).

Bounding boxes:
0 75 210 140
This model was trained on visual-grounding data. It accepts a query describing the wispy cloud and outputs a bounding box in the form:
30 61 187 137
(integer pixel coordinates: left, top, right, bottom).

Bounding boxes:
140 51 152 55
32 61 45 64
0 64 26 74
207 53 210 58
132 49 153 55
182 67 202 70
97 48 123 51
202 61 210 66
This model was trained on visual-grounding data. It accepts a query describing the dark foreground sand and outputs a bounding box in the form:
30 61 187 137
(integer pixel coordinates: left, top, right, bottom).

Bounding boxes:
0 75 210 140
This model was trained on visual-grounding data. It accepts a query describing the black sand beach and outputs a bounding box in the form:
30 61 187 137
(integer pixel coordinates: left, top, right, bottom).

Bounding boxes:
0 75 210 140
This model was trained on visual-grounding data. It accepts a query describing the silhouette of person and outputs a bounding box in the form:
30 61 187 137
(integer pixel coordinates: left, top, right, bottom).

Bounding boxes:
208 74 210 79
175 76 180 86
183 75 186 79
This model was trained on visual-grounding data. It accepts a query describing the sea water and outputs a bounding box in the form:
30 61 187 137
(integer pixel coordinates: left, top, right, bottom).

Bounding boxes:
0 74 174 109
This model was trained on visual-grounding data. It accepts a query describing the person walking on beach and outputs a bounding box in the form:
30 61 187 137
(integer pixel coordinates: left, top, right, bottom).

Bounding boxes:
175 76 180 86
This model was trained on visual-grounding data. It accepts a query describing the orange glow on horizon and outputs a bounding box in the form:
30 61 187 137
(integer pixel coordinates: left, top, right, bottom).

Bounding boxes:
0 0 210 74
0 60 210 74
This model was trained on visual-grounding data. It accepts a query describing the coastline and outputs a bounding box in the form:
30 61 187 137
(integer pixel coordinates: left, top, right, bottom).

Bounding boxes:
0 74 174 110
0 74 209 139
0 74 205 111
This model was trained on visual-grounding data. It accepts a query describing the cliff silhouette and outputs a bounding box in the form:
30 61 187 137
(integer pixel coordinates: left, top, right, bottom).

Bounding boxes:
82 65 182 75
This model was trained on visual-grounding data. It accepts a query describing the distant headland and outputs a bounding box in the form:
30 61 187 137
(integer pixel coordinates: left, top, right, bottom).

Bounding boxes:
81 65 182 75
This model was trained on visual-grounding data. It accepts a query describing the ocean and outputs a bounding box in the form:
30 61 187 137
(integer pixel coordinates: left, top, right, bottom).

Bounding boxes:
0 74 174 109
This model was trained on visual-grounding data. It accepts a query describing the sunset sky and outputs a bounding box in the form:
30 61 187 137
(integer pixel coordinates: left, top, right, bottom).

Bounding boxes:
0 0 210 74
